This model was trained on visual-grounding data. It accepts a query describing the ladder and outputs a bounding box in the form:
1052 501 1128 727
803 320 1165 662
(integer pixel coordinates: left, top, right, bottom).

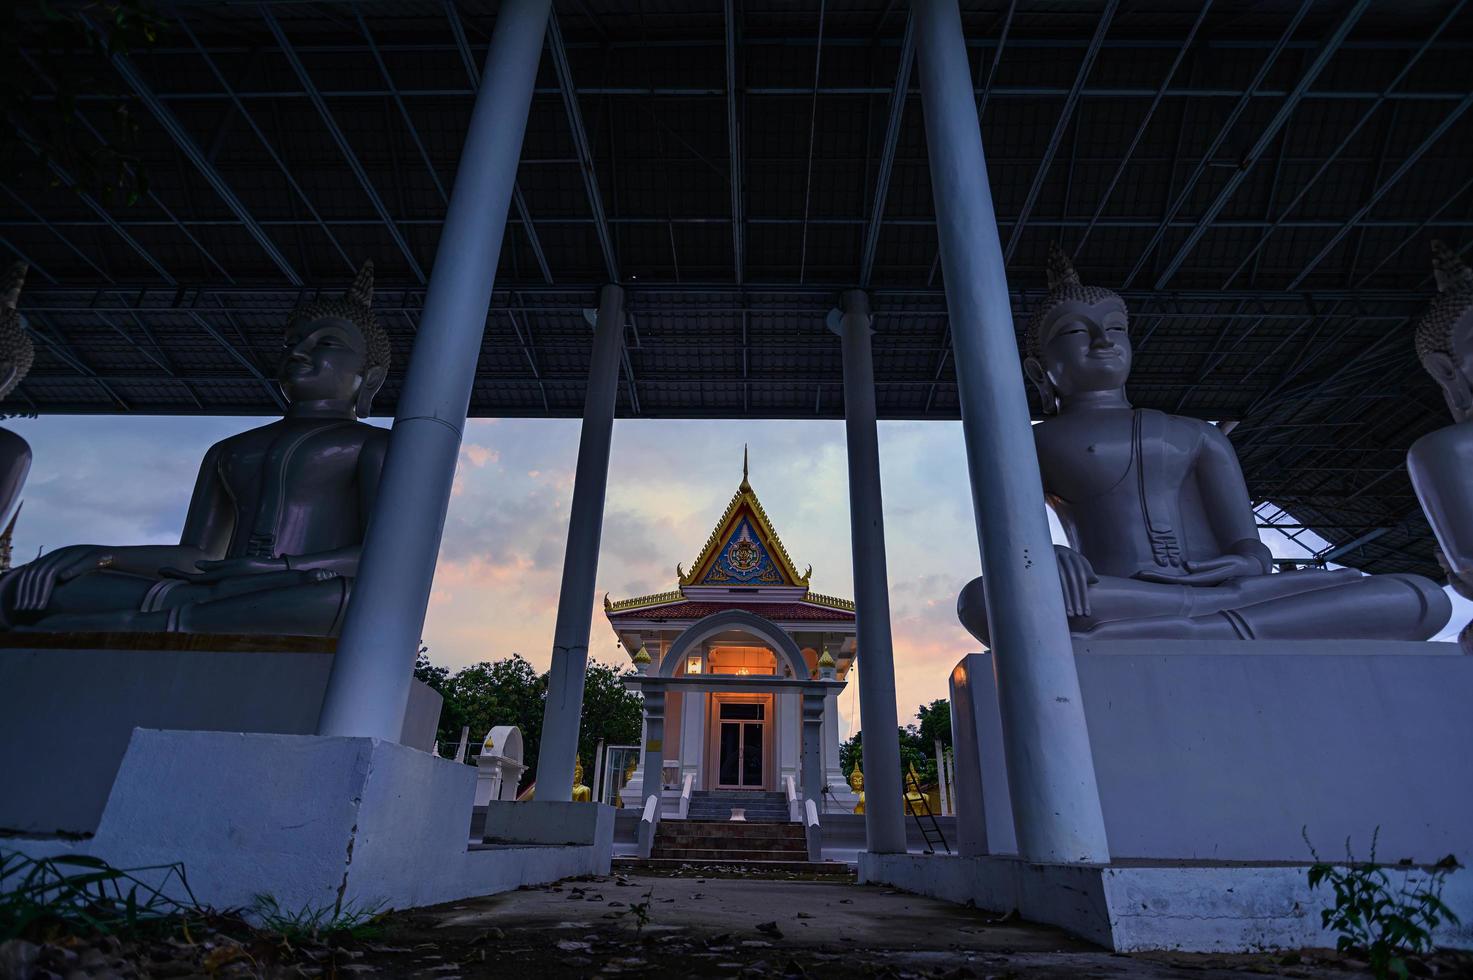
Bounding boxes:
904 769 951 854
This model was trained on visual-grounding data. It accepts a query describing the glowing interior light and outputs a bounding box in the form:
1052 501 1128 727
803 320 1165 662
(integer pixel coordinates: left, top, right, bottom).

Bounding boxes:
686 656 702 674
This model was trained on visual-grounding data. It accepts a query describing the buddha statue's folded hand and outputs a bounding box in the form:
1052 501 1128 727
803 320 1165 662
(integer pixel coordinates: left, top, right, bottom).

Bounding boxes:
1133 553 1263 587
10 544 112 612
1054 545 1098 617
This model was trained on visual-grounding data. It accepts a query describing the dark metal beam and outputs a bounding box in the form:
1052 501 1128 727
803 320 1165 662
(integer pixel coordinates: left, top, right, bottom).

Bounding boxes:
1122 0 1314 288
1002 0 1118 265
1285 94 1473 290
85 13 301 285
1151 0 1371 289
725 0 745 285
261 7 426 283
547 10 619 283
859 11 914 288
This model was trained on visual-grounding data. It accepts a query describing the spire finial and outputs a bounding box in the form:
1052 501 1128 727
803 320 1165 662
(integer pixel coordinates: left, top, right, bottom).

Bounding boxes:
1046 242 1082 291
1432 240 1473 294
740 443 751 492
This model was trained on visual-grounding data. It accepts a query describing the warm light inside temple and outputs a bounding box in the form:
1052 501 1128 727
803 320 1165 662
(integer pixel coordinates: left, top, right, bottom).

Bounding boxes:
686 656 702 674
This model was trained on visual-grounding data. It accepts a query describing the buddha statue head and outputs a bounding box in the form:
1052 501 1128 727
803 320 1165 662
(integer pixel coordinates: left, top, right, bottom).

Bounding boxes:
281 260 389 418
848 766 864 793
574 754 585 783
0 262 35 402
1023 244 1131 414
1416 241 1473 424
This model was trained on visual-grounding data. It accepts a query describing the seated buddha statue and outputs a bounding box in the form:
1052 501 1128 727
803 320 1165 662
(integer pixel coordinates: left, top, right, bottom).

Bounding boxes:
572 755 592 803
848 767 865 815
0 261 391 636
0 262 36 536
1408 242 1473 653
959 245 1449 644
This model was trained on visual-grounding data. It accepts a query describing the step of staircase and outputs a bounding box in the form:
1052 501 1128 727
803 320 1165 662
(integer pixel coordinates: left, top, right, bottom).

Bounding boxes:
648 818 810 866
685 791 791 823
613 857 853 877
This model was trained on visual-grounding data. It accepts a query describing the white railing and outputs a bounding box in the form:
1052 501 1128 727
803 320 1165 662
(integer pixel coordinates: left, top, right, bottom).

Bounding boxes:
803 798 822 862
784 774 800 822
638 793 662 858
679 772 695 819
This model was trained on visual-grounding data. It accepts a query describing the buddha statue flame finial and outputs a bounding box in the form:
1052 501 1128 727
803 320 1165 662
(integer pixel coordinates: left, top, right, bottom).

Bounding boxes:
0 262 35 401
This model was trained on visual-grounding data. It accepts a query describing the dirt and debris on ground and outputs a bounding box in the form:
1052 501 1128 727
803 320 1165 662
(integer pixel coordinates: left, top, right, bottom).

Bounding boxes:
4 871 1471 979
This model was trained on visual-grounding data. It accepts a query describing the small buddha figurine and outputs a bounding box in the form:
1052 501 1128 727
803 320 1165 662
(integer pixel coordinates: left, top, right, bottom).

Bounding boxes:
903 763 928 814
615 756 637 808
0 261 391 635
571 755 592 803
848 766 865 815
960 245 1449 643
0 262 35 536
1408 241 1473 653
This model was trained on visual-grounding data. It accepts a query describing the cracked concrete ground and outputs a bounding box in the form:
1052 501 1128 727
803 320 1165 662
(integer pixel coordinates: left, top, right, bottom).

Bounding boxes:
393 871 1400 978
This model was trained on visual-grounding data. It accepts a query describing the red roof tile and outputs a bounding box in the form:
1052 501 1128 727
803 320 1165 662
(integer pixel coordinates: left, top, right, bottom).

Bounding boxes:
605 600 854 623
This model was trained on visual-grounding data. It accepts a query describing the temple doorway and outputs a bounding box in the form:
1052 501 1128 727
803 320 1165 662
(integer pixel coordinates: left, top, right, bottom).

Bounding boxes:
714 697 768 790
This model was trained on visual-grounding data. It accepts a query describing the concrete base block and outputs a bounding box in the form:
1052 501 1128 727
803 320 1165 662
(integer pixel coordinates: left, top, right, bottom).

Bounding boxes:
482 801 615 852
3 729 608 915
0 638 442 835
860 852 1473 952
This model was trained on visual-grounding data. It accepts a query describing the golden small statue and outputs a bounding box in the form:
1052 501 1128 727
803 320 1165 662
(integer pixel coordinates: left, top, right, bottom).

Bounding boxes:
904 763 929 814
848 767 865 814
572 755 592 803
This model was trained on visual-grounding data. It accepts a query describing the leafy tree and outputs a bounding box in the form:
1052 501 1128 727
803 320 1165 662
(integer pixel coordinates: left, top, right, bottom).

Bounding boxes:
413 650 641 796
841 699 953 788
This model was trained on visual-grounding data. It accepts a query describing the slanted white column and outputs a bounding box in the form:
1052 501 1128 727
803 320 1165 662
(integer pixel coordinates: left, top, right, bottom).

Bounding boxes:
914 0 1110 864
535 284 627 800
319 0 552 740
829 289 906 855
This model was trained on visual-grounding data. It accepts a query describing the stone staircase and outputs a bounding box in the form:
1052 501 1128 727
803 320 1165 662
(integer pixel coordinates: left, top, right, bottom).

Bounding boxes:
684 790 789 823
650 819 808 863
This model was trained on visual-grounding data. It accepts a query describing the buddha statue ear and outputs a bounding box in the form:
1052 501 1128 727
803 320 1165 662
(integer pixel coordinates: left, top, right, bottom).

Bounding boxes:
1023 357 1059 415
355 362 387 419
1423 351 1473 422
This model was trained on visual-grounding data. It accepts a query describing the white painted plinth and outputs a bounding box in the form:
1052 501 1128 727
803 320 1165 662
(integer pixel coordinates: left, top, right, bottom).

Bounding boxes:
3 729 608 915
482 801 615 848
952 642 1473 863
860 852 1473 952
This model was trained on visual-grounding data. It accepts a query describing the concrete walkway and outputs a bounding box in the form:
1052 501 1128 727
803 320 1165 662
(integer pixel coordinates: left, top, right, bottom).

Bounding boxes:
401 871 1382 978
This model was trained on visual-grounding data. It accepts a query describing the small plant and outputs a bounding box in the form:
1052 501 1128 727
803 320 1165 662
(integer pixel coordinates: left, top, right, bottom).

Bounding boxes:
622 886 654 938
1303 827 1461 980
249 893 387 942
0 850 201 941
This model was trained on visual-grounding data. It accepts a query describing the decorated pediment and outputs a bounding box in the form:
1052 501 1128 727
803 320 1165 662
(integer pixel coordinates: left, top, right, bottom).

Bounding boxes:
677 450 811 590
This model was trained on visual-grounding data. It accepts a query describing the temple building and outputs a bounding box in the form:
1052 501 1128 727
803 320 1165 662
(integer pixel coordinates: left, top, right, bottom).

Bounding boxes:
609 455 858 812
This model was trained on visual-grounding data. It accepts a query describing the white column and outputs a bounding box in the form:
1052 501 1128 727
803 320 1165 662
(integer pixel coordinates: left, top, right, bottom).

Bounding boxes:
934 738 951 816
680 690 705 784
914 0 1109 864
318 0 552 739
822 690 847 795
778 689 800 787
639 693 667 807
829 289 906 855
535 284 627 800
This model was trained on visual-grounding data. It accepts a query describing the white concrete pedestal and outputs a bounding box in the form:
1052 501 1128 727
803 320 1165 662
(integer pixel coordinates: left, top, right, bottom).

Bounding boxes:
860 852 1473 952
4 729 609 915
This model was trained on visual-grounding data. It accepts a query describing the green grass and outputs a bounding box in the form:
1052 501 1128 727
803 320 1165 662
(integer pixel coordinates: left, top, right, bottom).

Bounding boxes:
0 850 201 942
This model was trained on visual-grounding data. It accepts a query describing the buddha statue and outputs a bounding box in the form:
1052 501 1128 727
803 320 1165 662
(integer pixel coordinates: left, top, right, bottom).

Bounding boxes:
572 755 592 803
0 263 36 538
1408 241 1473 653
616 756 637 808
959 245 1449 644
848 766 865 815
0 261 391 636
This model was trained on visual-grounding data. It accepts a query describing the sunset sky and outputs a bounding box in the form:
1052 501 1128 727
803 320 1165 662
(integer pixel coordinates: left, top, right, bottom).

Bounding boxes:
15 413 1466 737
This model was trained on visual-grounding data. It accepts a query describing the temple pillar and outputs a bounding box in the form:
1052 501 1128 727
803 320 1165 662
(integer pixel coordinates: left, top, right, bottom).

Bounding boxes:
822 689 852 806
318 0 552 740
679 689 705 786
535 283 627 800
801 692 826 807
914 0 1110 864
639 692 667 811
829 289 906 855
778 689 800 789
